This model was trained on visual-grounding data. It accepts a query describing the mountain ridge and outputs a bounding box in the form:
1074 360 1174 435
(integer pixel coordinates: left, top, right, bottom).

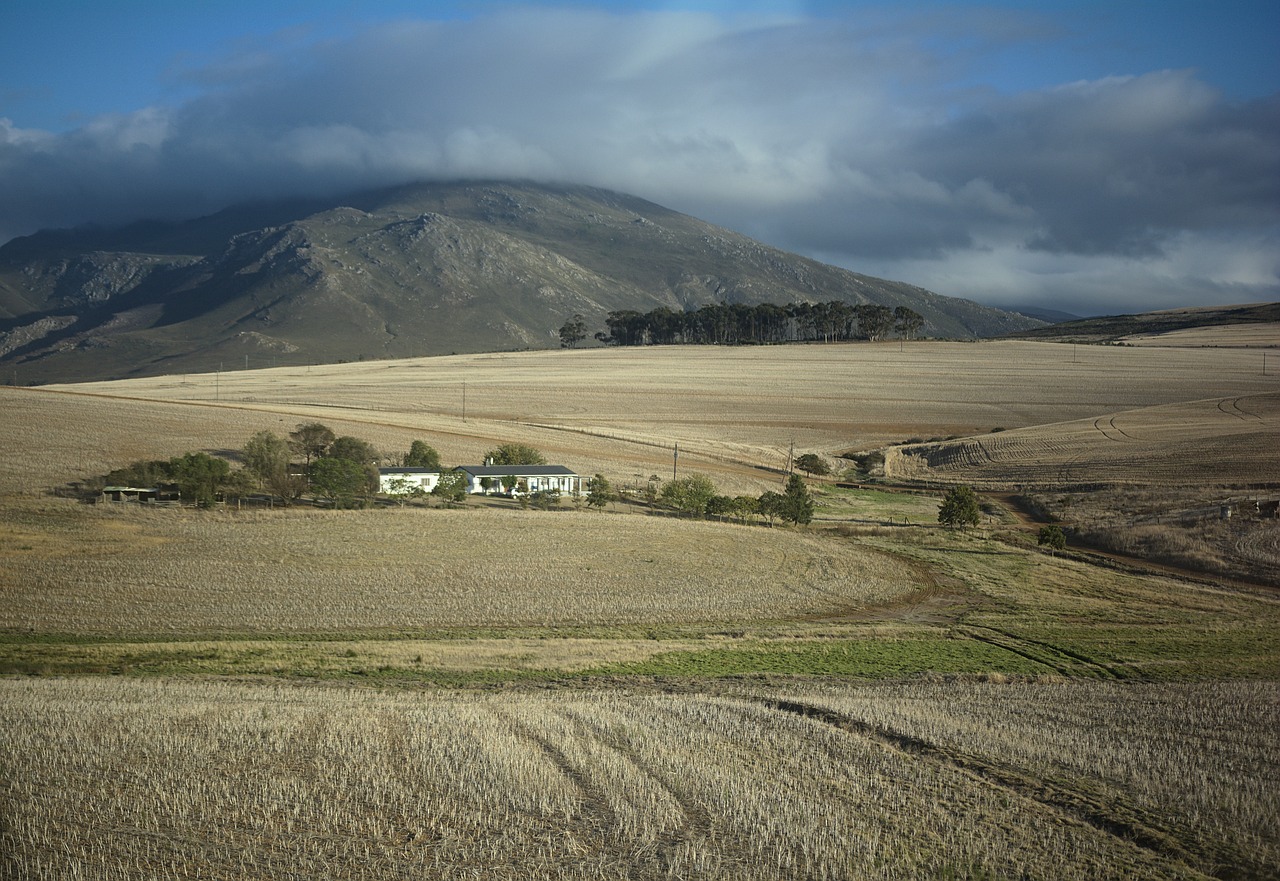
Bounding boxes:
0 180 1042 383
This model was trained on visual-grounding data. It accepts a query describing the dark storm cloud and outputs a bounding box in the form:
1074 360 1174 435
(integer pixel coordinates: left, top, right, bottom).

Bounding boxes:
1 7 1275 313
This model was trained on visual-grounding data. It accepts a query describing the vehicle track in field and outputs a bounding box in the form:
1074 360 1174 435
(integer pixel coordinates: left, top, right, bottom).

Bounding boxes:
562 710 716 846
1218 395 1264 422
1092 415 1138 442
959 624 1131 680
499 715 618 834
757 697 1264 880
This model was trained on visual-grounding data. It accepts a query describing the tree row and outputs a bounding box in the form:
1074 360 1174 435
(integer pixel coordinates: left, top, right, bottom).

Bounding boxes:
561 301 924 348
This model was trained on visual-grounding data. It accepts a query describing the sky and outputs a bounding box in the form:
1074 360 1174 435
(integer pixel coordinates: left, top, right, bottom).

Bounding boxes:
1 1 1277 316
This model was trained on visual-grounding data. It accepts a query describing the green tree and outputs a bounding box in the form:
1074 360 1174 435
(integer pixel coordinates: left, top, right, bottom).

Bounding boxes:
894 306 925 340
794 453 830 477
530 488 561 510
309 457 373 507
559 313 588 348
757 490 784 525
731 495 759 523
243 430 304 503
1038 524 1066 554
101 459 175 489
485 443 547 466
169 452 232 508
586 474 614 509
382 476 427 502
328 435 378 465
705 495 736 519
938 485 981 528
432 469 469 505
778 474 815 525
659 473 717 516
289 422 335 467
404 440 441 469
856 304 895 341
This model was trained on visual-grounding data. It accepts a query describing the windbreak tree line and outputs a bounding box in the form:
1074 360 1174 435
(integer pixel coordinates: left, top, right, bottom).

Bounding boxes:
594 302 924 347
93 424 446 509
657 472 814 525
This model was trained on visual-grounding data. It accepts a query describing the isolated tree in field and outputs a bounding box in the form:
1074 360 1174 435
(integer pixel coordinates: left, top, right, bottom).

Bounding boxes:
794 453 830 477
289 422 335 467
403 440 441 469
938 485 981 528
559 313 588 348
894 306 925 340
1038 524 1066 554
779 474 815 525
586 474 614 509
485 443 546 466
170 452 232 508
243 430 304 502
309 457 372 508
659 473 717 516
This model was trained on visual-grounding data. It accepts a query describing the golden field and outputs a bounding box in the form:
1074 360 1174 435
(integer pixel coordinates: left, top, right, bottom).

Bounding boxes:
3 336 1279 880
0 500 912 634
3 677 1275 880
27 338 1280 492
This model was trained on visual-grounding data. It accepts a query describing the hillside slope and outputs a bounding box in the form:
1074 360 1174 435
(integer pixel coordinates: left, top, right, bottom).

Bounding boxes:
0 181 1040 383
1006 302 1280 344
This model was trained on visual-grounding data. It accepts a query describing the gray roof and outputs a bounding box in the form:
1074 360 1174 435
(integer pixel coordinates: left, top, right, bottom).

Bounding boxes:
458 465 578 478
379 467 441 475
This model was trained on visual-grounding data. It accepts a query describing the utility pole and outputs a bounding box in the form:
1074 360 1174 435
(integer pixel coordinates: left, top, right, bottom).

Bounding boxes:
215 364 221 401
672 442 679 481
462 381 467 422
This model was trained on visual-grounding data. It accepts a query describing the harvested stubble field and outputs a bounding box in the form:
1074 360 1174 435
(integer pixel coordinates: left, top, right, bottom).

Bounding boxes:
886 391 1280 489
4 338 1280 879
33 339 1280 488
0 499 912 634
2 677 1275 880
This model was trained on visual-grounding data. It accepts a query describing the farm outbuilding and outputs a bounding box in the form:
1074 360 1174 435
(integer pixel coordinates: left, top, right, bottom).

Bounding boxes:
378 468 441 495
100 485 180 503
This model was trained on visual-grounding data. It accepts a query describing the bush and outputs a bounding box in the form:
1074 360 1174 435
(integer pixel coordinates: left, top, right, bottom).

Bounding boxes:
659 474 717 516
1037 525 1066 553
938 486 980 528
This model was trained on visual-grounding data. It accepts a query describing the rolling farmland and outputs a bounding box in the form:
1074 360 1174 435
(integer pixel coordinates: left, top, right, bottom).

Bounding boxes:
3 336 1278 879
886 391 1280 487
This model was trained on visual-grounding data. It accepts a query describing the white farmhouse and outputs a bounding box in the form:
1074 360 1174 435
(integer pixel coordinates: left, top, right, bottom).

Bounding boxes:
456 464 582 496
378 467 441 495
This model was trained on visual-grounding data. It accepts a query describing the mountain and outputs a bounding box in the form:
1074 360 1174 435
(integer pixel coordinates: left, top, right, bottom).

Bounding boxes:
0 180 1041 383
1009 306 1082 325
1005 301 1280 343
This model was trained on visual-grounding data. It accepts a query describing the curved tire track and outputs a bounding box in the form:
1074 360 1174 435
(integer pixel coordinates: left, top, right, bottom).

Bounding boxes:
758 697 1262 880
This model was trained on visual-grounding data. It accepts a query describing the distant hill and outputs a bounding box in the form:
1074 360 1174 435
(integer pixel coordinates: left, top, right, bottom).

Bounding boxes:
1005 302 1280 343
1009 306 1083 325
0 180 1041 383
